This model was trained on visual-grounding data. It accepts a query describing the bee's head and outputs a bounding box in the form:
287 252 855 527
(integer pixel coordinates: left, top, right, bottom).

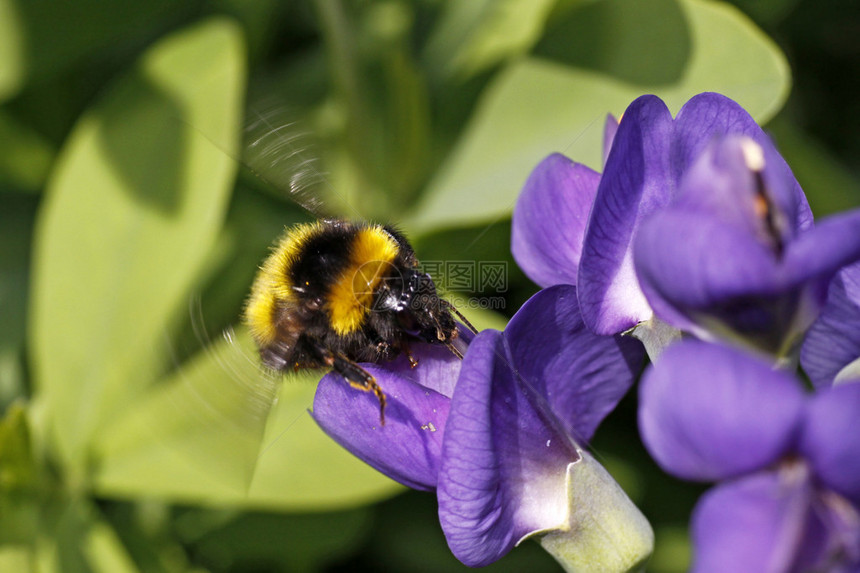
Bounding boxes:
373 267 457 345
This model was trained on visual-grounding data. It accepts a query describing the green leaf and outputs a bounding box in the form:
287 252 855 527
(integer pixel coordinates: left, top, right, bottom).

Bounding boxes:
11 0 183 92
35 500 141 573
186 508 373 572
29 18 246 476
423 0 558 81
0 195 36 409
0 545 32 572
674 0 789 118
91 328 280 502
408 0 790 233
0 111 55 193
0 0 25 102
0 402 44 546
93 328 402 511
0 401 36 492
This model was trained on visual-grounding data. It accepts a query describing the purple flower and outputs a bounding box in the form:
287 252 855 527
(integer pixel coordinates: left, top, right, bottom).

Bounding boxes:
802 261 860 388
313 285 645 567
510 111 620 291
634 134 860 354
578 93 803 336
512 92 860 355
511 153 600 289
639 341 860 572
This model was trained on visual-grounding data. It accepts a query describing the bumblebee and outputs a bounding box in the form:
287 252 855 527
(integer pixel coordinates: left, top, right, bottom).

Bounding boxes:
245 219 474 424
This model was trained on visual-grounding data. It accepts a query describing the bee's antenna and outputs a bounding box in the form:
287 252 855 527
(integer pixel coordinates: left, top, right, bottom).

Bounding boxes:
441 299 479 335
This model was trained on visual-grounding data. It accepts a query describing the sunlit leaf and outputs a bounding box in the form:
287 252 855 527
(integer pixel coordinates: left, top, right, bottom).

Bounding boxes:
94 328 402 511
0 545 32 572
246 372 404 510
409 0 790 233
29 18 246 474
423 0 558 80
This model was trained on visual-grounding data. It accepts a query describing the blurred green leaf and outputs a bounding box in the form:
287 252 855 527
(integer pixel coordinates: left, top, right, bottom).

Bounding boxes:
79 514 142 573
409 0 790 233
649 525 692 573
185 508 373 572
378 38 433 211
97 500 202 573
0 402 36 492
0 196 34 349
0 111 55 192
0 545 32 572
535 0 690 86
0 195 36 409
368 491 562 572
207 0 281 63
676 0 789 115
91 328 280 503
0 0 25 102
35 500 141 573
29 19 246 476
13 0 184 92
727 0 803 26
423 0 558 81
168 182 311 366
0 402 43 546
93 328 402 511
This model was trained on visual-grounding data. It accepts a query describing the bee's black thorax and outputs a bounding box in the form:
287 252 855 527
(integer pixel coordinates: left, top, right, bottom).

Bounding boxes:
288 221 354 302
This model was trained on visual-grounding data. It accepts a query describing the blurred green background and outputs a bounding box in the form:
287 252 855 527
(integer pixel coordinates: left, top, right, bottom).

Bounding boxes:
0 0 858 571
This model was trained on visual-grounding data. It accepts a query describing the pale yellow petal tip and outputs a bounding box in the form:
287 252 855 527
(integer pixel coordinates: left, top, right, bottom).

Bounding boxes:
740 137 765 171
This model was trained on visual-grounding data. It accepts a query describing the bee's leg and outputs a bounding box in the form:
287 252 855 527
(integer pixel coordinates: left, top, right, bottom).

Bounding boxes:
374 340 394 360
401 341 419 368
325 351 387 425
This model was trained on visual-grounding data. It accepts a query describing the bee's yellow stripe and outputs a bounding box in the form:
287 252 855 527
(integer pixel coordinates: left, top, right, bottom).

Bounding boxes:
244 222 322 346
327 226 399 335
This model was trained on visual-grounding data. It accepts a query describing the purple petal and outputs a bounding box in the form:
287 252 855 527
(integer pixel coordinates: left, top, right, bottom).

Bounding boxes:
800 383 860 506
437 330 577 567
511 154 600 288
638 341 805 482
672 92 813 232
672 135 799 246
784 209 860 294
802 262 860 387
691 469 833 573
603 113 619 166
578 95 674 334
672 92 767 177
634 208 785 341
382 336 468 399
634 135 820 348
312 355 455 491
504 285 643 444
